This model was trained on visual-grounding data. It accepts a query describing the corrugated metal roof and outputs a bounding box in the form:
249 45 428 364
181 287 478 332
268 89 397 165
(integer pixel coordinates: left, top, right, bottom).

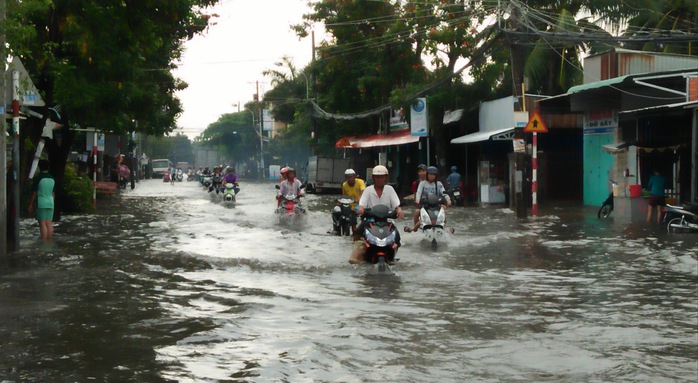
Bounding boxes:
567 75 631 93
620 100 698 115
450 127 515 144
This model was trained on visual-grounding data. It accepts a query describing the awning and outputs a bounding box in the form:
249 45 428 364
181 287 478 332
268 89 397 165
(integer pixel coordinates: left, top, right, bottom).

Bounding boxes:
602 142 632 153
603 140 686 154
450 127 515 144
443 109 464 125
335 130 420 149
620 100 698 116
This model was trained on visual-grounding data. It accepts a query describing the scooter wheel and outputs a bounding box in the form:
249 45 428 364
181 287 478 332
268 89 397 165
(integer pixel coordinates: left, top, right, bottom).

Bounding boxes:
598 203 612 218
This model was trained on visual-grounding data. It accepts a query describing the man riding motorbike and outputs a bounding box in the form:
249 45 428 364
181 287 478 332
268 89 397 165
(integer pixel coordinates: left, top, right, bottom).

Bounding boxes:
445 165 462 206
278 167 304 199
332 168 365 235
222 167 240 195
405 166 451 232
351 165 404 264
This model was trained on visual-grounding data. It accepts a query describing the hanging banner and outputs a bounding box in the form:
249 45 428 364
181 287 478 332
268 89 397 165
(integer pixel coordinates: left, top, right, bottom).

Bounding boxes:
262 109 273 131
410 98 428 137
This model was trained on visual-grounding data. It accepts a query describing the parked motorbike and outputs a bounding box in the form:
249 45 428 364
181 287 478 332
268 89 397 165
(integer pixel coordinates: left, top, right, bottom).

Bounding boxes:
332 197 356 236
163 170 171 183
598 179 618 218
176 169 184 182
360 204 399 272
418 194 448 250
223 183 239 203
665 203 698 233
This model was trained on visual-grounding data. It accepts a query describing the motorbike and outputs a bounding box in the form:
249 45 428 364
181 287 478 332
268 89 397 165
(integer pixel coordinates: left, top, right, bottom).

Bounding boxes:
418 194 449 250
163 170 171 183
332 197 356 236
598 179 618 218
202 174 212 189
665 203 698 233
277 193 306 226
446 186 462 207
223 182 239 203
176 169 184 182
360 204 399 272
208 176 223 193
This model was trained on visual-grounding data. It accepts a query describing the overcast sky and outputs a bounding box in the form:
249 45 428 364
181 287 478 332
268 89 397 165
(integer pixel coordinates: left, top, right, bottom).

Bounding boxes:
173 0 317 139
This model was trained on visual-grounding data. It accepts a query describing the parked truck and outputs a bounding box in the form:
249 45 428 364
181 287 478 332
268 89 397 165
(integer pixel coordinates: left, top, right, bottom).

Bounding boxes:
305 156 351 194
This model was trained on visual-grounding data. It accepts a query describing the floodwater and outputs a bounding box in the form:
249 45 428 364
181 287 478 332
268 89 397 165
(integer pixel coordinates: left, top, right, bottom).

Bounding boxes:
1 179 696 382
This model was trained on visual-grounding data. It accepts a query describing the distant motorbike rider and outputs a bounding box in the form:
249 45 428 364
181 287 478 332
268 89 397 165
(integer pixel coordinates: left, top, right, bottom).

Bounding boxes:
208 166 223 193
222 167 240 194
352 165 404 262
332 169 365 235
279 167 289 183
445 165 462 204
277 167 291 205
406 166 450 232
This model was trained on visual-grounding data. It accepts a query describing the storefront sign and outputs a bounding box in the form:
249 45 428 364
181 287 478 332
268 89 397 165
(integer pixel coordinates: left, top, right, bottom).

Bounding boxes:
410 98 428 137
584 109 617 135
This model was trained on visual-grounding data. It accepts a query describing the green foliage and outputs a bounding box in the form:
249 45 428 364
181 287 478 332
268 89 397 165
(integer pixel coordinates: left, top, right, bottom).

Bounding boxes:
196 112 259 164
6 0 219 136
62 164 94 214
142 134 195 163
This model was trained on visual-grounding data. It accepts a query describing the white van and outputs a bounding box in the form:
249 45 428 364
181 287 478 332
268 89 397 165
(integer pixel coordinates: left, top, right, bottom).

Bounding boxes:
151 158 173 178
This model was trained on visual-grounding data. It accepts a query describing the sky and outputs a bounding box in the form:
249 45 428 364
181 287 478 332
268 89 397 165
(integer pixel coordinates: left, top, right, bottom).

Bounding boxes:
172 0 318 139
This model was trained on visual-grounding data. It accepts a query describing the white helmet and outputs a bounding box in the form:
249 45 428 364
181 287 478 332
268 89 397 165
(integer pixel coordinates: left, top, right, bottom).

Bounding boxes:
372 165 389 176
344 169 356 176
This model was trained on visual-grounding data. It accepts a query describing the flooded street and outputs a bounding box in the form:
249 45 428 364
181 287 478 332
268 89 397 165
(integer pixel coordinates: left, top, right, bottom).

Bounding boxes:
2 179 697 382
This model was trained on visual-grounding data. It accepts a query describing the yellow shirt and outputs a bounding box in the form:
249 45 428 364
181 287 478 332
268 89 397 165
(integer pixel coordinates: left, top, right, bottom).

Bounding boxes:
342 178 366 209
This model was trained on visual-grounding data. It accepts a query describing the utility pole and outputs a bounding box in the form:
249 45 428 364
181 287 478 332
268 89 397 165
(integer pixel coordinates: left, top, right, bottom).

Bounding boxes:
256 80 265 180
0 0 7 257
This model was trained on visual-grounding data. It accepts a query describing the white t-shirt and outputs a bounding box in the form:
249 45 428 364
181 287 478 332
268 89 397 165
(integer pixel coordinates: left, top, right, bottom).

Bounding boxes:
359 185 400 210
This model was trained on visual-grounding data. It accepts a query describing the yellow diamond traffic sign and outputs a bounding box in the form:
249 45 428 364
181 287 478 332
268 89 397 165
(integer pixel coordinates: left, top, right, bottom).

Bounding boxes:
523 110 548 133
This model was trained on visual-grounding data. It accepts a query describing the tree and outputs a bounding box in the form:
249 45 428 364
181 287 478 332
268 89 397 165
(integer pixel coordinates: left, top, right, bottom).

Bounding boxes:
196 112 259 166
5 0 218 216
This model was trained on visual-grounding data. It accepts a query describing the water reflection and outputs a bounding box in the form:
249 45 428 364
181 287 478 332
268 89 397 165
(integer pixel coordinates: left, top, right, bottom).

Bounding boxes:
1 179 696 382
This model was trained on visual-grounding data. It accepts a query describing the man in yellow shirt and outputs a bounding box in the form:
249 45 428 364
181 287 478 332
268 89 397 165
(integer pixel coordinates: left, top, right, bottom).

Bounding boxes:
332 169 365 235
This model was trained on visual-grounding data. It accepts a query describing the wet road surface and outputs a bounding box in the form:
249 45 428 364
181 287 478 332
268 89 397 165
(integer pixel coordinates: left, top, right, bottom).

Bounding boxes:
1 179 696 382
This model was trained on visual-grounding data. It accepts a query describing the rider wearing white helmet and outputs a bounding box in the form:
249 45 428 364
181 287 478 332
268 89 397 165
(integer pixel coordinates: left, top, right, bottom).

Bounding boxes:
341 169 364 209
332 168 365 235
352 165 404 261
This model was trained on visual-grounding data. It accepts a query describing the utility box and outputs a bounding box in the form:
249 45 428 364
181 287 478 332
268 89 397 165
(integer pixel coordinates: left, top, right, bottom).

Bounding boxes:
305 156 351 194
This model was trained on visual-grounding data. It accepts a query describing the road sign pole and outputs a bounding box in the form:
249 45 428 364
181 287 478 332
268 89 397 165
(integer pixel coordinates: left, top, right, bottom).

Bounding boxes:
532 132 538 217
523 109 548 218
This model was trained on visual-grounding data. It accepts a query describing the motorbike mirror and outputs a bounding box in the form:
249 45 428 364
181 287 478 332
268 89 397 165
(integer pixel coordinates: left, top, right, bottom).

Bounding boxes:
275 184 280 190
